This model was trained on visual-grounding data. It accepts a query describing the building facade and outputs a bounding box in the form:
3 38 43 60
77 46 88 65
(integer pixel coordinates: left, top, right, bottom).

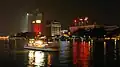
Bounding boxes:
46 20 61 36
70 17 119 36
27 9 43 34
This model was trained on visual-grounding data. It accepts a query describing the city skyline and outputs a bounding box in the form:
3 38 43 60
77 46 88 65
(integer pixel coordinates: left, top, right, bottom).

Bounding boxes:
0 1 120 67
0 0 119 33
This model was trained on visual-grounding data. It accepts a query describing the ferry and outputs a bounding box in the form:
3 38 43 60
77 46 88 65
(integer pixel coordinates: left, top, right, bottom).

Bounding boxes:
24 36 59 51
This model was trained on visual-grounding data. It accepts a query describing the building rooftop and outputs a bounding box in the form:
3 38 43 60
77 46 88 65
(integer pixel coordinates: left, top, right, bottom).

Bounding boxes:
46 20 61 25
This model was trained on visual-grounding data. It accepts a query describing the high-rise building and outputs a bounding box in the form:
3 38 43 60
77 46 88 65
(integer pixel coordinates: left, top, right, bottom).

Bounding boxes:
46 20 61 36
27 9 43 34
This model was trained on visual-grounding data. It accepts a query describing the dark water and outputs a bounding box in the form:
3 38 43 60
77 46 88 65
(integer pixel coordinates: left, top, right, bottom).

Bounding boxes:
0 39 120 67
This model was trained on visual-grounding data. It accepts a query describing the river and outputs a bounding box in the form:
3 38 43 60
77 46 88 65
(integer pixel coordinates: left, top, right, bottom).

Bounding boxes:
0 39 120 67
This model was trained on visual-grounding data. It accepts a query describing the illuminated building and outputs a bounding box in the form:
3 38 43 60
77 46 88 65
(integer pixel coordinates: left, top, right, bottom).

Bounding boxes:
27 9 43 34
70 17 119 34
73 17 89 26
46 20 61 36
70 17 98 33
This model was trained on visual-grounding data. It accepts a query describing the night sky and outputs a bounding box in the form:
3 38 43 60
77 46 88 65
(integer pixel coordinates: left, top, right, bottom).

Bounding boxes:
0 0 119 33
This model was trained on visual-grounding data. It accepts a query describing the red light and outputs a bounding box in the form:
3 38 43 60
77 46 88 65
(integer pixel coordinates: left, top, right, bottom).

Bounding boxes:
33 23 42 33
74 20 77 23
73 18 79 23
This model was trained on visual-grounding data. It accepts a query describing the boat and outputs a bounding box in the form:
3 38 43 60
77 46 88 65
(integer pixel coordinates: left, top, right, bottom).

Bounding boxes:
24 36 59 51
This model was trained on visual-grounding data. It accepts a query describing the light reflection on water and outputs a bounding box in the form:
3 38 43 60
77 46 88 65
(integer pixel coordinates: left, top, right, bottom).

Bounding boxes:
28 50 45 67
25 50 59 67
27 50 53 67
73 41 90 67
0 39 120 67
72 39 120 67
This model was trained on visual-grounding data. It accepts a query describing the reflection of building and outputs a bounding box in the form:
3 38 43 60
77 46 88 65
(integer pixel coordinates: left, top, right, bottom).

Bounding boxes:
47 54 52 66
73 41 90 66
46 20 61 36
59 41 72 64
27 9 43 34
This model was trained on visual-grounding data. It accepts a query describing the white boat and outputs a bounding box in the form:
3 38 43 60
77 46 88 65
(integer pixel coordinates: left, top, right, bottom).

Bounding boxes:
24 37 59 51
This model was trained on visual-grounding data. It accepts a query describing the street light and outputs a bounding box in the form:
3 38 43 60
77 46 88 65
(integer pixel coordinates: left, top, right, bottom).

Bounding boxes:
84 17 88 21
27 13 29 16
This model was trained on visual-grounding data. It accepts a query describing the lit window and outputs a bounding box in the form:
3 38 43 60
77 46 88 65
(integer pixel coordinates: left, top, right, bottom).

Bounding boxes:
36 20 41 23
32 21 35 23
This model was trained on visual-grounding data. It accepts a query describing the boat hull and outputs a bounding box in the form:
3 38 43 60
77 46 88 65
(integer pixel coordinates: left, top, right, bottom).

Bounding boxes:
24 46 59 52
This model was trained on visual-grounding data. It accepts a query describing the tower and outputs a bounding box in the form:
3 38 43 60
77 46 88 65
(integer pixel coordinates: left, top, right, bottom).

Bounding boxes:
27 9 43 35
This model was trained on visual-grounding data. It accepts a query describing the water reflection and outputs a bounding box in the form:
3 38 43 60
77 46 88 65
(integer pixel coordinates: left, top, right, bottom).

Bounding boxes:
28 51 34 65
34 51 45 66
47 53 52 66
26 50 59 67
28 50 45 67
1 38 120 67
59 41 72 67
73 40 91 67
